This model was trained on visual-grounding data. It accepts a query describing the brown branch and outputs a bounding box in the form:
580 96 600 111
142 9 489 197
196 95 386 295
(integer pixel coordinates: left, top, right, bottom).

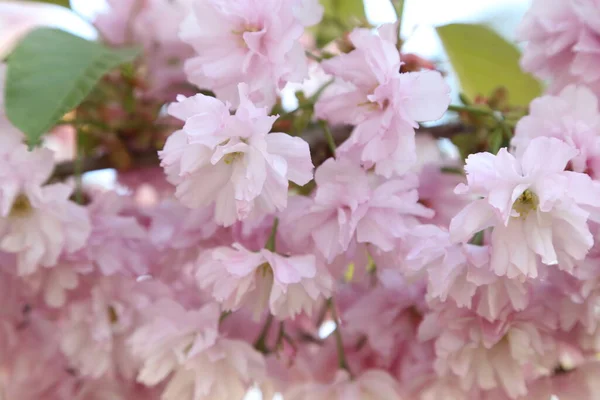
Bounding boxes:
51 122 468 180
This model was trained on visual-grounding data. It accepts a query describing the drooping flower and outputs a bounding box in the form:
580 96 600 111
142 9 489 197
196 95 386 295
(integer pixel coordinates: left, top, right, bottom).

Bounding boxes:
0 140 90 276
290 157 433 263
180 0 324 107
419 302 558 399
513 85 600 179
315 26 450 177
196 243 333 319
159 84 313 226
285 370 403 400
129 299 266 400
450 137 600 280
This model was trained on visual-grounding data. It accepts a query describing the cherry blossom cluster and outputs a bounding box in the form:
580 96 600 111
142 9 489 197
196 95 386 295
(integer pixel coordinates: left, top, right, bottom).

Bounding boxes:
3 0 600 399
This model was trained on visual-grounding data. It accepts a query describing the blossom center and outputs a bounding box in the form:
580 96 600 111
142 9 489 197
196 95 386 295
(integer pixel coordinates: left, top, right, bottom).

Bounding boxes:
9 194 33 218
512 189 539 218
223 152 243 164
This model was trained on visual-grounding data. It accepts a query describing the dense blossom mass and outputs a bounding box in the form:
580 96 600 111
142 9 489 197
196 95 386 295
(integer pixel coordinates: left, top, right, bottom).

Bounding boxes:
3 0 600 399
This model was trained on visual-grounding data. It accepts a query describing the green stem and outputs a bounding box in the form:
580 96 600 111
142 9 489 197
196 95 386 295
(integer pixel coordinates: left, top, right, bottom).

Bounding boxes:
448 104 494 116
265 218 279 252
320 121 337 157
393 0 406 51
253 313 274 354
328 298 351 375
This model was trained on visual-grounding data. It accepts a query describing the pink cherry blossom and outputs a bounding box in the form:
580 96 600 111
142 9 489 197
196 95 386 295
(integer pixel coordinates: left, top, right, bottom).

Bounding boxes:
159 84 313 226
513 85 600 179
129 299 266 400
180 0 323 107
0 142 90 275
94 0 194 100
290 157 433 263
419 302 558 399
285 370 403 400
196 243 333 319
450 136 600 280
315 26 450 177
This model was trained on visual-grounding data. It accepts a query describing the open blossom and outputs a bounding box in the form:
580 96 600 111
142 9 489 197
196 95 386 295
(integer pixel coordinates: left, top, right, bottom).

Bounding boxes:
290 157 433 262
180 0 323 107
513 85 600 179
196 243 333 319
315 26 450 177
159 84 313 226
285 370 403 400
129 299 265 400
450 137 600 280
406 225 528 320
419 303 557 399
519 0 600 95
0 136 90 275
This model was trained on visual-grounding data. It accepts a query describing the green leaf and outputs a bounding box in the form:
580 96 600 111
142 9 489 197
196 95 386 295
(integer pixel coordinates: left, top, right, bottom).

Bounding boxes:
5 28 140 146
488 128 503 154
436 23 543 106
320 0 366 21
313 0 366 48
25 0 71 8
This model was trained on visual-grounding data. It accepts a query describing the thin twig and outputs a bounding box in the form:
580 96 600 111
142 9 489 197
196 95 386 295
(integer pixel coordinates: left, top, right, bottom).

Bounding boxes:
327 297 351 375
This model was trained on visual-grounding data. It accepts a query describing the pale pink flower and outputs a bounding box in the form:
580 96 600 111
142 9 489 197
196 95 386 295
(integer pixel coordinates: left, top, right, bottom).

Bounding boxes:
59 277 163 379
26 261 84 308
196 243 333 319
94 0 194 100
83 192 150 277
129 299 266 400
450 137 600 280
0 143 90 275
407 225 528 320
159 84 313 226
285 370 403 400
315 26 450 177
180 0 323 107
513 85 600 179
419 303 557 399
291 157 433 262
518 0 583 92
417 164 468 227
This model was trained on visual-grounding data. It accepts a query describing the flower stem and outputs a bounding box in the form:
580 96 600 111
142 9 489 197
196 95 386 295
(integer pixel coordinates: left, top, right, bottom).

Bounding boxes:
393 0 406 51
320 121 337 157
447 104 494 116
328 297 351 375
254 313 274 354
265 217 279 252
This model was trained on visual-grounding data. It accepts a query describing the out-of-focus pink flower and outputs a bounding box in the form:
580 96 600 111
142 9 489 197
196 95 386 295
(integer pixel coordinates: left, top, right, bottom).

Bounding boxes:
180 0 323 107
0 139 90 275
94 0 194 100
129 299 266 400
159 84 313 226
285 370 403 400
290 157 433 263
417 164 467 227
450 137 600 280
419 302 558 399
315 26 450 177
513 85 600 179
196 243 333 319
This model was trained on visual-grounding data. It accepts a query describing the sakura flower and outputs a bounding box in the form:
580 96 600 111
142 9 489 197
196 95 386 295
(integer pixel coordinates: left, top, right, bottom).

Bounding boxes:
518 0 583 93
513 85 600 179
419 303 558 399
129 299 266 400
159 84 313 226
407 225 529 320
196 243 333 319
83 192 150 277
0 142 90 275
285 370 403 400
290 157 433 263
315 26 450 177
450 136 600 280
180 0 323 107
94 0 194 100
